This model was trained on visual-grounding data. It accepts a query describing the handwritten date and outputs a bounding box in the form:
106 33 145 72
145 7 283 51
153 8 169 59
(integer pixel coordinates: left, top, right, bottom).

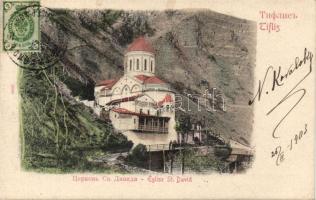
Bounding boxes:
271 124 307 166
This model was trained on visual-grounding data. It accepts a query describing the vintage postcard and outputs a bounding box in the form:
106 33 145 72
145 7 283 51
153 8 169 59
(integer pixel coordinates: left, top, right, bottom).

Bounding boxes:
0 0 315 199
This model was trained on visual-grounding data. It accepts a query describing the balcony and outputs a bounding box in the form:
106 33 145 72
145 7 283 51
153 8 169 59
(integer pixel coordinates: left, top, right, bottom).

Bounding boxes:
134 116 170 134
137 124 168 133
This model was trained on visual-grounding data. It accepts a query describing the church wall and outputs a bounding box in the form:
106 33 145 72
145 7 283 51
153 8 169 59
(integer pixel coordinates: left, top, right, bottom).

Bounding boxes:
134 95 157 115
144 90 175 103
125 51 155 76
109 111 138 131
135 103 157 116
110 75 142 97
94 39 179 146
97 96 111 106
121 129 178 146
118 101 135 111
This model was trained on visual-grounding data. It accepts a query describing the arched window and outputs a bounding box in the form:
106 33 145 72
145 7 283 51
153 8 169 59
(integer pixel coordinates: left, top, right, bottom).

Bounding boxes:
144 59 147 70
147 110 150 115
150 61 153 72
136 59 139 70
129 60 132 70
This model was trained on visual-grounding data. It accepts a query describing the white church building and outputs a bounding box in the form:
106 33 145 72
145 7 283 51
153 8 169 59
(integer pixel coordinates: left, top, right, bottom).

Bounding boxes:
94 37 177 146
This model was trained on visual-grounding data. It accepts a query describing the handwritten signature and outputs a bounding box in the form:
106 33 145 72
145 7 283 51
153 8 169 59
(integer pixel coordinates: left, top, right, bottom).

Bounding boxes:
249 48 313 138
249 48 313 166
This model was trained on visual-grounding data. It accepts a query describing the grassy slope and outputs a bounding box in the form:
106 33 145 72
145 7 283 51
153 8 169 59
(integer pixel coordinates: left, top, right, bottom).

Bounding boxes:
19 64 132 173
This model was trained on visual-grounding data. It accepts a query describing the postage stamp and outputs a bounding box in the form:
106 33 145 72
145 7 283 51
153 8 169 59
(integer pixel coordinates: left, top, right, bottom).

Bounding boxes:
2 0 40 51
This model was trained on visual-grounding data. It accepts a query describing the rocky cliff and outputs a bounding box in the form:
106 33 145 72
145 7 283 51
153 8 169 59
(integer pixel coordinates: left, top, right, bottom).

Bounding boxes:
40 8 256 145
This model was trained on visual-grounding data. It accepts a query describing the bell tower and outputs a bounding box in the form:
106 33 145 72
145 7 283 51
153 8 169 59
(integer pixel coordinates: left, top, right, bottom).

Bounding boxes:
124 37 156 77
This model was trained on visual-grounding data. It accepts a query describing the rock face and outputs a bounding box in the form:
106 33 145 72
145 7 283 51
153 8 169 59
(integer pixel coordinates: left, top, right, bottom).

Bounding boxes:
40 8 256 144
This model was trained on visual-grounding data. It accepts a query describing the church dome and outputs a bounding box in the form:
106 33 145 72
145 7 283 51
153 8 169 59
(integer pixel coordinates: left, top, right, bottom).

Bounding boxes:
124 37 156 77
127 36 155 53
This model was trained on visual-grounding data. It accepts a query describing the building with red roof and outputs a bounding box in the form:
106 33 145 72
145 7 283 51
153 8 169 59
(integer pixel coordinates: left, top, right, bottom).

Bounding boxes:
158 94 173 107
94 36 177 146
134 75 166 84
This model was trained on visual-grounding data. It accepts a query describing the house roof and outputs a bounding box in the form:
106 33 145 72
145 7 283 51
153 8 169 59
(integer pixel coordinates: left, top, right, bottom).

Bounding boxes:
112 108 144 116
158 94 173 106
229 139 254 156
134 75 166 84
106 94 144 105
134 74 148 82
96 79 118 89
127 37 155 53
97 74 166 91
112 108 152 117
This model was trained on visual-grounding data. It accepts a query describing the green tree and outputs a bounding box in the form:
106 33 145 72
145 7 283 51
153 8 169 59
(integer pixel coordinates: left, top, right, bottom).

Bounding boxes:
175 115 192 144
127 144 147 168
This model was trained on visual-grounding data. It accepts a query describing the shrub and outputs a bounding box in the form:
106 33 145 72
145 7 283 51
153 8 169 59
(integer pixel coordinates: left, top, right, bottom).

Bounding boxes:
127 144 148 168
214 145 232 160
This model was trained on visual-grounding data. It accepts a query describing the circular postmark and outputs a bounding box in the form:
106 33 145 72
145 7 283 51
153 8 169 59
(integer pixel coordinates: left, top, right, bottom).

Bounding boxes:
8 9 35 42
7 40 67 71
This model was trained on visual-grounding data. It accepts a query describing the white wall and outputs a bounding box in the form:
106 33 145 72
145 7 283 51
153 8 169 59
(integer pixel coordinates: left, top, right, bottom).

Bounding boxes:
95 69 178 146
109 111 138 130
125 51 155 76
121 129 178 146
